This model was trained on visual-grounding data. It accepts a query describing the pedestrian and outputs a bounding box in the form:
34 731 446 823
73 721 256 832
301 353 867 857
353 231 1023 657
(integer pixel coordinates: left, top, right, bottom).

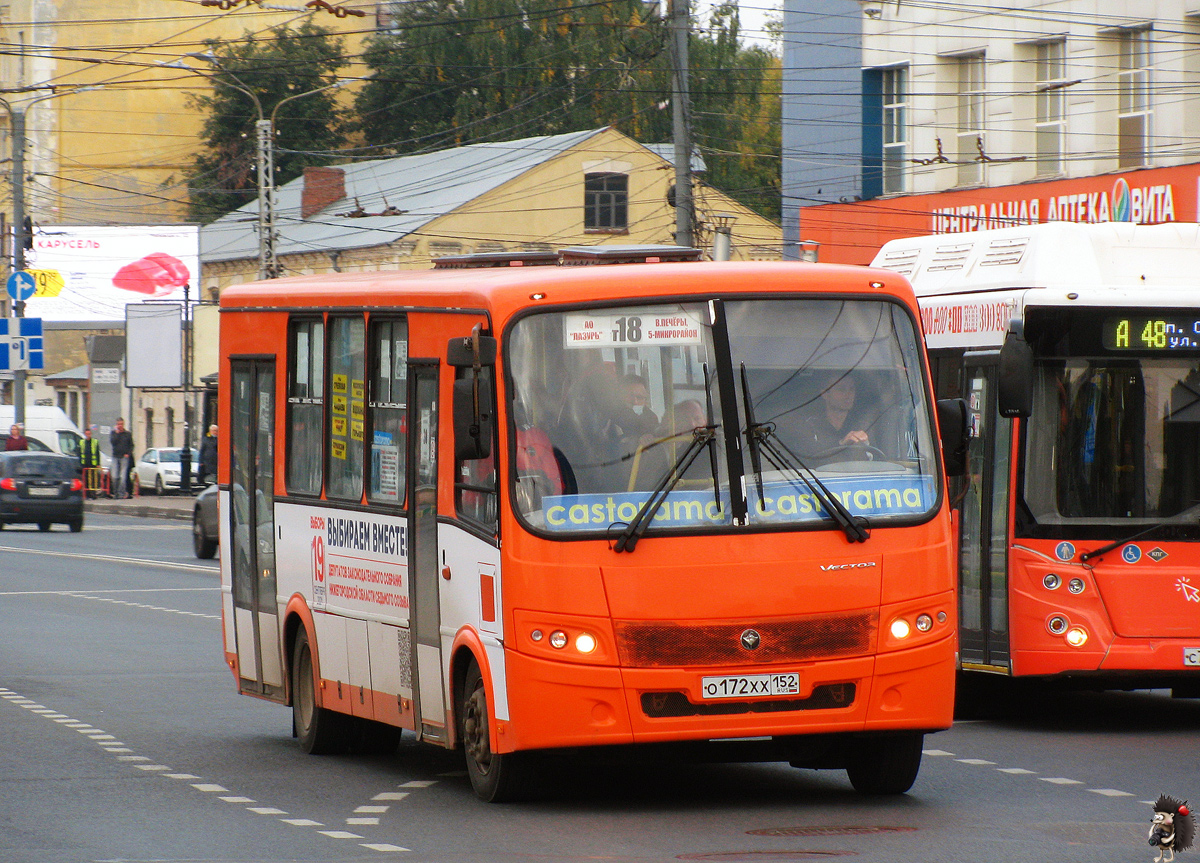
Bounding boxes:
198 424 218 486
110 417 134 499
80 426 102 498
5 423 28 450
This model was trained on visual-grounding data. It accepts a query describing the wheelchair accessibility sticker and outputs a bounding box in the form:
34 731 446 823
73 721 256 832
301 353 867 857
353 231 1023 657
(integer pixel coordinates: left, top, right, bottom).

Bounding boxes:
1121 544 1142 564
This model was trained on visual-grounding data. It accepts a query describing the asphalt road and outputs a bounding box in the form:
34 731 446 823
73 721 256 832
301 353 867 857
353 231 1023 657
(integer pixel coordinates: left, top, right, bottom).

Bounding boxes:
2 512 1198 863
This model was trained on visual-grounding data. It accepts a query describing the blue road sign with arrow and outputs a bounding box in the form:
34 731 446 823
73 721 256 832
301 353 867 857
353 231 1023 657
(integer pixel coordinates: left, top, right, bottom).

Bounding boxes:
6 270 36 302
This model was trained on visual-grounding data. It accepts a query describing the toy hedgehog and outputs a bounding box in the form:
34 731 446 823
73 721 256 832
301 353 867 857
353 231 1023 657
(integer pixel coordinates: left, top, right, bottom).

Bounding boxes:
1150 795 1194 862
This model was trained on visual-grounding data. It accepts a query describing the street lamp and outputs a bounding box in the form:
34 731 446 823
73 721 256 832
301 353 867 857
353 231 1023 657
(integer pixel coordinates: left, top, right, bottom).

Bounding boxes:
711 213 736 262
168 56 348 279
0 86 100 425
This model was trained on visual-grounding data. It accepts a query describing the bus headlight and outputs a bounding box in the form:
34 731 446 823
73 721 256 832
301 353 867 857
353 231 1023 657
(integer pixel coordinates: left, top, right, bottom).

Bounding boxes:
1043 573 1061 590
549 630 568 649
915 614 933 632
575 633 597 654
1047 615 1068 635
1065 627 1089 647
890 618 911 639
1067 578 1085 594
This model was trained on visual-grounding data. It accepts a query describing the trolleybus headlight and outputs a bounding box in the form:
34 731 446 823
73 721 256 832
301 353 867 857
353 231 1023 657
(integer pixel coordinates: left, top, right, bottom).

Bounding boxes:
937 611 947 624
1067 578 1085 594
1047 615 1068 635
530 629 544 642
549 630 568 649
575 633 597 654
890 618 911 639
1043 573 1061 590
1065 626 1089 647
915 614 933 632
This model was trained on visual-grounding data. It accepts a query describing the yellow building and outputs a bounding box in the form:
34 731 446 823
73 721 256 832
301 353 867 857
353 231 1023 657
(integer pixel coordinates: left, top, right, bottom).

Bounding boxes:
201 126 782 295
0 0 373 225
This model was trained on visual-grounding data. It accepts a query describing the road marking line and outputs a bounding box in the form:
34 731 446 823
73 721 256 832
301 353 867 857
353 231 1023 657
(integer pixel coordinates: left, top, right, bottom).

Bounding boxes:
118 756 151 762
249 807 288 815
922 749 955 756
104 748 133 753
1040 777 1083 785
997 768 1037 774
282 819 324 827
220 796 256 803
347 817 380 825
1090 788 1134 797
192 783 229 792
319 830 364 840
400 780 437 788
955 758 996 765
165 773 200 780
0 545 215 573
360 843 409 852
373 792 409 801
355 805 389 813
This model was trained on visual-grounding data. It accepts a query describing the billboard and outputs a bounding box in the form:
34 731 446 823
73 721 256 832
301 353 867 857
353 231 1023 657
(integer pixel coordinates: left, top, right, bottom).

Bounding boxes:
26 225 200 323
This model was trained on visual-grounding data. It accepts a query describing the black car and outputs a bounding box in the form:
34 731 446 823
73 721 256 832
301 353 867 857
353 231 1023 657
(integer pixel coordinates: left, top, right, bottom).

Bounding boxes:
193 483 219 558
0 452 84 532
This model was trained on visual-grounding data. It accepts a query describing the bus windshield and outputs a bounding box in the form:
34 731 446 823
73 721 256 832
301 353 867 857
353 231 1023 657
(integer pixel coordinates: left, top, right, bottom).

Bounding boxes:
1026 357 1200 524
507 297 939 537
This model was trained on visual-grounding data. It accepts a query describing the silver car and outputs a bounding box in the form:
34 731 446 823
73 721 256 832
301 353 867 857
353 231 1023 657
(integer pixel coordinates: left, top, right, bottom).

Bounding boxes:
193 483 218 559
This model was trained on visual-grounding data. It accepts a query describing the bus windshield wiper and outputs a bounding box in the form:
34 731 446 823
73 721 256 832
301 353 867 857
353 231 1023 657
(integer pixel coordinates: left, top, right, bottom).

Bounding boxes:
614 366 721 553
1079 517 1196 563
740 375 869 544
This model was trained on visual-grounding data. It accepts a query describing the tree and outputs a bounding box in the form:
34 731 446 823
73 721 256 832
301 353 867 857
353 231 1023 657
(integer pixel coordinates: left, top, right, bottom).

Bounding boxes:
355 1 780 220
185 22 348 223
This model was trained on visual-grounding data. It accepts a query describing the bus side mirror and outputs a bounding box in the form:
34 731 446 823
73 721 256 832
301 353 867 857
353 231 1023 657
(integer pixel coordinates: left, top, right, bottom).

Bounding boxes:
998 321 1033 418
447 332 497 367
937 397 969 477
454 372 493 462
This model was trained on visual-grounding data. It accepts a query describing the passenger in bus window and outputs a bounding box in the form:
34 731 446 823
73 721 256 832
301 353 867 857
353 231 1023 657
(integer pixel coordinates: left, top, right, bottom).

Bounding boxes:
863 370 917 460
617 373 660 438
797 372 870 456
629 399 709 491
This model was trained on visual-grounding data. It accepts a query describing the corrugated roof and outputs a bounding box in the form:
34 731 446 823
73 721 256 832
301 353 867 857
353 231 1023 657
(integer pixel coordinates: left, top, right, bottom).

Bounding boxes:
201 128 609 263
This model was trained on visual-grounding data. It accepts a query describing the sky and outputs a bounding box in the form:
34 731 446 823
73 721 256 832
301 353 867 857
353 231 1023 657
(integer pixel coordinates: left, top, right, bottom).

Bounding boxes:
694 1 780 49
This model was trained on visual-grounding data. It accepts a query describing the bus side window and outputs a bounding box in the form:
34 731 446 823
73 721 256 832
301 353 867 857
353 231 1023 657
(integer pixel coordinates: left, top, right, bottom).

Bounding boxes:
328 315 366 501
287 317 324 495
455 364 498 533
368 318 408 506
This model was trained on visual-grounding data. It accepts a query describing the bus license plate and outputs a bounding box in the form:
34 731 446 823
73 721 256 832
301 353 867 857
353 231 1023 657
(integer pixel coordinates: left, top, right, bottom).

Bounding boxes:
701 672 800 700
1185 648 1200 667
27 487 58 497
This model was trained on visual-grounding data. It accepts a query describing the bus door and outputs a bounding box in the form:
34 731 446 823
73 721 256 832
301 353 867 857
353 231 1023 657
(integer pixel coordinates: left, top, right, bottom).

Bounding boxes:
229 359 284 699
959 352 1013 671
408 361 445 742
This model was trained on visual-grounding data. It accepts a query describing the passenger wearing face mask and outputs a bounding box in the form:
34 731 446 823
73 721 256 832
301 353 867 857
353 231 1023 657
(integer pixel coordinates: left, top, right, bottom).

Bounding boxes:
615 373 659 438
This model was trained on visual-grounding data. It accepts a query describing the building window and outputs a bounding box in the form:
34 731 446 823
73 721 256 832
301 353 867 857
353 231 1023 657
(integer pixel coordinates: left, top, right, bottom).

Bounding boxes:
368 318 408 505
287 318 324 495
166 407 175 447
584 172 628 231
956 53 986 186
1118 28 1151 167
327 315 366 501
144 409 154 448
1035 40 1066 176
882 67 907 195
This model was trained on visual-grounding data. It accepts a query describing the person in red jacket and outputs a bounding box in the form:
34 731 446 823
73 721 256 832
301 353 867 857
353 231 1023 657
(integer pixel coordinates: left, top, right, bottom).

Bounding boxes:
5 423 28 450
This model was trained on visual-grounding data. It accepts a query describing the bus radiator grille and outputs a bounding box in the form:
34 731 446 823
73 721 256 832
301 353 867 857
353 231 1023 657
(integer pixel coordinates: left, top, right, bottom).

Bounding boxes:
614 612 878 667
640 683 856 718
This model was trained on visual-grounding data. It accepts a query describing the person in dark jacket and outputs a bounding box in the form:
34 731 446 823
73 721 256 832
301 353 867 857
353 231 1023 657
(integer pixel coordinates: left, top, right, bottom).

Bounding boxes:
198 424 218 486
110 417 134 498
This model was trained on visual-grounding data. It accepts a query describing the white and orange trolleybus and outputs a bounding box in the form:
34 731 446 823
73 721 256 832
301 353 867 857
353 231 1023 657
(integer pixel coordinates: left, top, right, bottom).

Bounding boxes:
874 222 1200 691
217 250 965 801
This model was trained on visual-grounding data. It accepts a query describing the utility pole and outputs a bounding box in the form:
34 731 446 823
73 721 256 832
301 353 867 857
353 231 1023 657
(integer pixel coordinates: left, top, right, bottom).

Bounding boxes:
11 106 27 425
256 119 276 279
669 0 694 248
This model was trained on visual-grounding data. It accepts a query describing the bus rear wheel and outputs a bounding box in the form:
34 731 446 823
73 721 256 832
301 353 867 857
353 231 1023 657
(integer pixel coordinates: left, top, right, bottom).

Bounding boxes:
460 661 529 802
845 732 924 795
291 627 345 754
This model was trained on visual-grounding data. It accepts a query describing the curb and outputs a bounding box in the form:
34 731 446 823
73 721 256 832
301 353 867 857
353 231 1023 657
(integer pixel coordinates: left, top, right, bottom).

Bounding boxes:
84 500 194 522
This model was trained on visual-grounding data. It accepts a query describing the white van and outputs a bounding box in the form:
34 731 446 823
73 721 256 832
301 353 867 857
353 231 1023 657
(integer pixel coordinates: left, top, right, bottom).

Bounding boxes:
0 405 89 460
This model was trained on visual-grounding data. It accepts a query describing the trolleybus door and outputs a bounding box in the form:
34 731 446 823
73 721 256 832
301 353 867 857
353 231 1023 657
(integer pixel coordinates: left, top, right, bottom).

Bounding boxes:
408 362 445 741
229 359 285 699
959 354 1013 671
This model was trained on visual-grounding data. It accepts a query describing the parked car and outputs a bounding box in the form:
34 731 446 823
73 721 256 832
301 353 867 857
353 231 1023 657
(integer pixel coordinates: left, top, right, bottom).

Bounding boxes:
0 452 84 532
193 483 219 559
134 447 200 495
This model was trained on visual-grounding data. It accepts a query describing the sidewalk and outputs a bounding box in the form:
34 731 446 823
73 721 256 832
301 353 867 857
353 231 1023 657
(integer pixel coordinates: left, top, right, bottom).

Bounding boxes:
85 493 196 522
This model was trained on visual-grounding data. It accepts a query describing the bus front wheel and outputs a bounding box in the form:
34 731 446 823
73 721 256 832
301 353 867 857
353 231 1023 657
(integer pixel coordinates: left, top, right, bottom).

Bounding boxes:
460 661 529 802
845 732 924 795
292 628 345 754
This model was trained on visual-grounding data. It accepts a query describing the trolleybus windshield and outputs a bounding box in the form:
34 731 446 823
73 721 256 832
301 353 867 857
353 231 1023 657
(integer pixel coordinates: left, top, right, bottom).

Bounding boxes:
507 296 939 537
1023 307 1200 533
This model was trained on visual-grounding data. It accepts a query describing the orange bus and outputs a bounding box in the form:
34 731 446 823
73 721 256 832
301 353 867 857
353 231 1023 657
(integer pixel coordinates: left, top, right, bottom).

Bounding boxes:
217 252 964 800
874 223 1200 691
